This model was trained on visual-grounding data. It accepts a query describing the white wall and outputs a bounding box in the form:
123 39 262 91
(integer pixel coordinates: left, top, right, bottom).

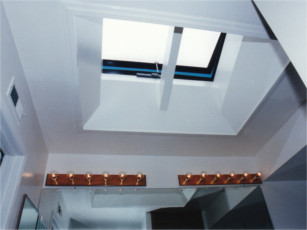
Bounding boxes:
205 186 256 228
255 103 306 229
38 189 70 229
255 104 306 180
262 180 306 229
254 0 307 87
220 37 289 132
46 153 257 188
0 5 48 229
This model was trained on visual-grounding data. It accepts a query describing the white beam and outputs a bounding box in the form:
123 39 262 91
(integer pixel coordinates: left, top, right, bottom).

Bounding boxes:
159 27 183 110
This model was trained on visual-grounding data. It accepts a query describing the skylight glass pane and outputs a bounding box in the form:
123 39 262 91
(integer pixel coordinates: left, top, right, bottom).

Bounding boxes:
102 18 170 64
102 19 221 70
177 28 221 68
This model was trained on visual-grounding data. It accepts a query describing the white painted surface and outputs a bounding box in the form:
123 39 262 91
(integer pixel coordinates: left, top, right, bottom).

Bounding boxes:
221 37 289 132
75 16 101 125
0 155 25 229
255 0 307 87
86 37 289 135
214 34 243 108
92 188 191 208
45 153 257 188
255 104 306 180
158 27 183 111
2 0 304 156
1 5 48 229
38 189 70 229
262 180 306 229
63 0 271 39
260 146 306 229
86 75 234 134
3 0 302 157
205 186 256 227
39 187 257 229
255 103 306 228
2 1 306 228
159 27 182 111
42 188 191 229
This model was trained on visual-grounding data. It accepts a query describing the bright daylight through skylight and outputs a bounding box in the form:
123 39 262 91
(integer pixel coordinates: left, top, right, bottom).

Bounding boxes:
102 18 221 68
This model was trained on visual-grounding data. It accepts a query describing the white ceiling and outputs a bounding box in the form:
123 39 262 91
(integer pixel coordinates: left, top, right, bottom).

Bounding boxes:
2 0 306 156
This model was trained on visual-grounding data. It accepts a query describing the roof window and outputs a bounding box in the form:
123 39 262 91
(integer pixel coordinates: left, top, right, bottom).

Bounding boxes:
101 18 226 81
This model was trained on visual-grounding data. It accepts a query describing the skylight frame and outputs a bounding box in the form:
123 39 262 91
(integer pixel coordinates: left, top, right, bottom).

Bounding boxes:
101 25 226 81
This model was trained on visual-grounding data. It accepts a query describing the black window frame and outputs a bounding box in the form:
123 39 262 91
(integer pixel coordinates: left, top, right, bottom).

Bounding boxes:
102 33 226 82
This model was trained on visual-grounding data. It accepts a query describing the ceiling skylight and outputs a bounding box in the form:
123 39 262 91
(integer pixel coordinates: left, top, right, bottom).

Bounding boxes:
102 18 221 68
102 18 170 63
177 28 220 68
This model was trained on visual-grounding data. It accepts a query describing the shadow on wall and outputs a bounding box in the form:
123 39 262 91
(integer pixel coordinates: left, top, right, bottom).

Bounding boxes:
211 187 273 229
151 186 273 229
261 146 307 230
